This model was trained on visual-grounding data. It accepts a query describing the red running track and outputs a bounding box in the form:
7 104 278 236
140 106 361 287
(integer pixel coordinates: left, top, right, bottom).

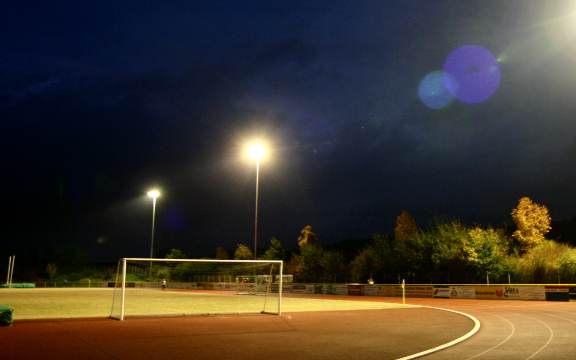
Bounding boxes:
1 296 574 360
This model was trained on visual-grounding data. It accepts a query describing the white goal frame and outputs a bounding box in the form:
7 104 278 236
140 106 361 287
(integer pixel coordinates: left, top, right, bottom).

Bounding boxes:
115 257 283 320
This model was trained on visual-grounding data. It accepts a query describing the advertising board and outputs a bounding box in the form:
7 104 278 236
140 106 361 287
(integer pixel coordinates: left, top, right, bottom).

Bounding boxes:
379 286 398 297
449 286 476 299
347 284 364 296
433 286 450 298
406 285 434 298
332 284 349 295
290 284 315 294
503 286 545 301
474 285 505 299
363 285 380 296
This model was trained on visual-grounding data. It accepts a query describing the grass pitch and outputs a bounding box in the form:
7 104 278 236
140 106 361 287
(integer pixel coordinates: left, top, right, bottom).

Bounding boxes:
0 288 412 320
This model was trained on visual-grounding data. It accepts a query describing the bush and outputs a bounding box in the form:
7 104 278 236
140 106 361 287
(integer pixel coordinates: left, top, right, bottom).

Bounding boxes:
509 240 576 283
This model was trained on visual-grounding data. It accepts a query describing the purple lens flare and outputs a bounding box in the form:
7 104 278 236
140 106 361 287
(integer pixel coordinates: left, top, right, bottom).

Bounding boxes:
443 45 501 104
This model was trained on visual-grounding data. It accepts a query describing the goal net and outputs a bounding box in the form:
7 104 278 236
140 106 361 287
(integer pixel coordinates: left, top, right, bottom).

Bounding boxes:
110 258 283 320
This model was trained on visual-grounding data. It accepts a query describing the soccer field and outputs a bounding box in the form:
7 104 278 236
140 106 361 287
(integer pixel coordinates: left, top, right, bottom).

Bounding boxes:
0 288 413 320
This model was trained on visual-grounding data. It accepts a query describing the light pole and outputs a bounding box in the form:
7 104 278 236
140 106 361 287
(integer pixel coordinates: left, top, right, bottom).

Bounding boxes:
247 142 266 259
147 189 161 259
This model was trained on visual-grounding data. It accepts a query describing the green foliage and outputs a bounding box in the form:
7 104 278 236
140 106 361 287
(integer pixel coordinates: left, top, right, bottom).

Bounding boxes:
466 227 509 282
350 220 513 284
125 273 146 282
428 222 473 282
351 234 413 283
393 211 422 281
350 247 377 283
234 244 254 260
29 197 576 285
509 240 576 283
396 229 434 282
430 222 469 265
44 264 117 282
165 263 196 281
368 234 398 283
419 222 512 283
155 265 171 280
321 250 347 283
285 254 304 280
296 244 325 282
287 243 347 283
165 248 187 259
260 237 285 260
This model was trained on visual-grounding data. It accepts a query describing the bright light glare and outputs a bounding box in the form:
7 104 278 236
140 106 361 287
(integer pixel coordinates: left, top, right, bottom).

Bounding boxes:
147 189 161 199
246 142 267 161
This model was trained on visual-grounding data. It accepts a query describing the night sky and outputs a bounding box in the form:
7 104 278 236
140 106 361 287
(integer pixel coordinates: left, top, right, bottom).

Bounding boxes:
3 1 576 263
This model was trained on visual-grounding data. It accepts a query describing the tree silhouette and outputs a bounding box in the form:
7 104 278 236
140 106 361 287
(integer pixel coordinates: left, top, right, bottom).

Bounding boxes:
394 210 419 243
234 244 253 260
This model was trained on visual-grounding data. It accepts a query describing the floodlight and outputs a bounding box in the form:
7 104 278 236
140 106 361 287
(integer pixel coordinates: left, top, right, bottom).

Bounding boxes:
147 189 161 199
247 142 267 161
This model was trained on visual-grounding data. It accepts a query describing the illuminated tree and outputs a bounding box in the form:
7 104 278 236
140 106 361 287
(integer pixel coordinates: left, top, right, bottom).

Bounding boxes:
466 227 509 281
511 196 551 250
394 210 419 243
429 222 471 282
234 244 253 260
297 225 317 247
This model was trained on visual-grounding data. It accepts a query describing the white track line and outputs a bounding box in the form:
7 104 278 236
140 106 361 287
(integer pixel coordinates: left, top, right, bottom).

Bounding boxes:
395 306 481 360
524 316 554 360
544 312 576 325
464 313 516 360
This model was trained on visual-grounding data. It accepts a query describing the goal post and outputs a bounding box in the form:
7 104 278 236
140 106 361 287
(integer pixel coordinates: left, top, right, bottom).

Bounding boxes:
110 258 283 320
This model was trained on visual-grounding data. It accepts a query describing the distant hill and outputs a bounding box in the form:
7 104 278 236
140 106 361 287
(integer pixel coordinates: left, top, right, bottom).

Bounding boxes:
549 218 576 246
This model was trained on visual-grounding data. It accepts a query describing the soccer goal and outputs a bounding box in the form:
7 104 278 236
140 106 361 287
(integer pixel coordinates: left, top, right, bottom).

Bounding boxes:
110 258 283 320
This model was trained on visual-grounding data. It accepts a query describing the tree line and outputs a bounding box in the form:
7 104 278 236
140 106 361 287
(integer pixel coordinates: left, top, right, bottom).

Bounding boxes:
225 196 576 284
35 196 576 285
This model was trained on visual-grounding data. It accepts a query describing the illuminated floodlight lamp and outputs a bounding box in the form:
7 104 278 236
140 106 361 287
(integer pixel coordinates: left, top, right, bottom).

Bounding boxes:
147 189 161 199
246 142 267 162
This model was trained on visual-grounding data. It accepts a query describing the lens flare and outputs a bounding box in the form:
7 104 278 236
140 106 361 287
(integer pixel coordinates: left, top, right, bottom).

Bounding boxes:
443 45 501 104
418 70 455 109
496 53 507 64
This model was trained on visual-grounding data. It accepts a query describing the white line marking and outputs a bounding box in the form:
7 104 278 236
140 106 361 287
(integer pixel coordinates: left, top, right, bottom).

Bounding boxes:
395 306 481 360
464 313 515 360
544 312 576 325
524 316 554 360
